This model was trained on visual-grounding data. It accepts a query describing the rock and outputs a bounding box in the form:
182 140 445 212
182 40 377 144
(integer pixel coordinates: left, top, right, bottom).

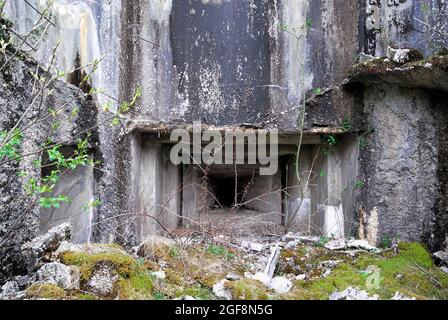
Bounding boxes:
433 250 448 267
241 240 264 252
36 262 73 289
213 279 232 300
69 266 81 290
151 271 166 280
21 223 71 272
346 239 380 253
0 281 19 298
12 275 31 290
268 277 292 294
391 292 415 300
324 239 346 251
85 262 119 298
386 46 423 64
225 273 240 281
329 287 379 300
284 239 300 250
359 53 375 63
440 266 448 274
137 236 176 262
251 272 271 286
175 295 196 300
295 274 306 281
297 236 321 245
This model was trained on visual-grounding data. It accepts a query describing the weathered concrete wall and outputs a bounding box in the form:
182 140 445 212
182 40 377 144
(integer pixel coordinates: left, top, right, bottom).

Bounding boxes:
357 85 448 250
1 0 448 268
0 45 93 281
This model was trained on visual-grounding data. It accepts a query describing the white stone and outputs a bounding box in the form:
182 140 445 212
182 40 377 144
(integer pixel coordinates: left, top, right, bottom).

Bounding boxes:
213 279 232 300
324 239 346 251
391 292 415 300
268 277 292 294
151 271 166 280
241 240 264 252
252 272 271 286
0 281 19 298
440 266 448 274
36 262 72 289
329 287 379 300
225 273 240 281
346 239 380 253
295 274 306 281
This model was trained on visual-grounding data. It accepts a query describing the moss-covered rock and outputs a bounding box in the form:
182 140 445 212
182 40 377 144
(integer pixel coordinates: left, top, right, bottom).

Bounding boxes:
26 283 67 300
225 279 269 300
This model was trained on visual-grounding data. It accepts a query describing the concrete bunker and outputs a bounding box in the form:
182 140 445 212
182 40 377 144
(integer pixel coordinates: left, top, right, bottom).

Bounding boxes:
134 129 359 240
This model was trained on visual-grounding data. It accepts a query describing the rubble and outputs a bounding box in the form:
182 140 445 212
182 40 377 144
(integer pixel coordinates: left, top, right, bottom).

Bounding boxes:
213 279 232 300
329 287 379 300
151 271 166 280
21 223 72 272
391 292 416 300
433 250 448 267
268 277 292 294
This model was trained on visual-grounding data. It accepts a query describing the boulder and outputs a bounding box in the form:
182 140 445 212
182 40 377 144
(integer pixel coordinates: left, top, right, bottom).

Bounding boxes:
36 262 73 289
21 223 71 272
0 281 19 299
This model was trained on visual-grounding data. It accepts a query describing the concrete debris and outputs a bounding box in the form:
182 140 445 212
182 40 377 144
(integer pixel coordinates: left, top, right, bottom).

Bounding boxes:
295 274 306 281
346 239 380 253
151 271 166 280
391 292 416 300
21 223 71 272
241 240 264 252
386 46 423 64
175 296 196 300
213 279 232 300
36 262 73 289
225 273 241 281
263 245 281 278
251 272 271 286
433 250 448 267
329 287 379 300
268 277 293 294
324 239 346 251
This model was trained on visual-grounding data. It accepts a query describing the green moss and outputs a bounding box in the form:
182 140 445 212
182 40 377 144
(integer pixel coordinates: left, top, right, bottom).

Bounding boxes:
282 242 448 300
129 270 153 296
26 284 66 300
176 285 214 300
225 279 269 300
77 293 97 300
61 251 138 280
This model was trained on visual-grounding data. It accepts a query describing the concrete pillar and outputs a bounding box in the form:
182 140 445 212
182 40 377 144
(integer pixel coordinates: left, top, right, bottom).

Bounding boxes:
138 136 162 240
